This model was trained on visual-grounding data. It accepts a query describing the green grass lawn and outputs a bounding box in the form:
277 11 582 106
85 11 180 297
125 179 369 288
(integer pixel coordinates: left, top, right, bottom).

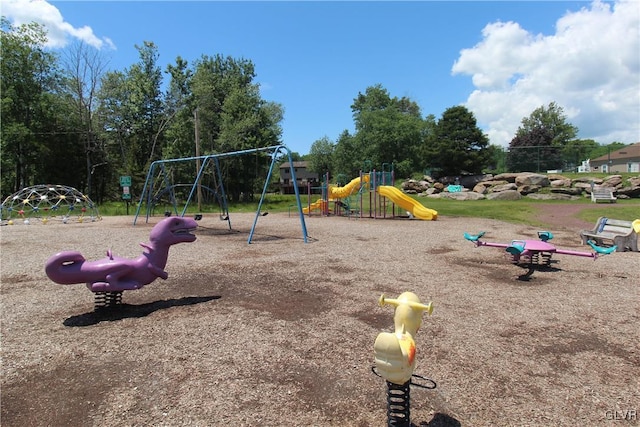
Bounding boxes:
99 192 639 227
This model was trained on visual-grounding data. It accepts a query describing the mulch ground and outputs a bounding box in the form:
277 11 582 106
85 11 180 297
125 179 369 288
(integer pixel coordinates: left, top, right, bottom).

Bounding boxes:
1 207 638 427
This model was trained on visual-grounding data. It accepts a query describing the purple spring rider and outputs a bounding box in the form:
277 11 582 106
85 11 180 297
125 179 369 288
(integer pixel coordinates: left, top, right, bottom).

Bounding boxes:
45 217 197 308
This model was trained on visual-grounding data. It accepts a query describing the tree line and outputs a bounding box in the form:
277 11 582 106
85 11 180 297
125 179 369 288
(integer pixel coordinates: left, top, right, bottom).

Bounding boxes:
1 19 629 204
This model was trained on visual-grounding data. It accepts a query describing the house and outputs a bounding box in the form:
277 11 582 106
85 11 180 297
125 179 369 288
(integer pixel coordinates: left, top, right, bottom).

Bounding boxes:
588 142 640 173
279 161 320 194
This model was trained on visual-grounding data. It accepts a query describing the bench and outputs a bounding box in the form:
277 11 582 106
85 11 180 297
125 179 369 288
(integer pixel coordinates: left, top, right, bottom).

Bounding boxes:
580 217 638 252
590 187 617 203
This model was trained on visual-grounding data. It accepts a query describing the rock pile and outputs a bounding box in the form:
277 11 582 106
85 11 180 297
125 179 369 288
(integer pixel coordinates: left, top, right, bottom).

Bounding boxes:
401 173 640 201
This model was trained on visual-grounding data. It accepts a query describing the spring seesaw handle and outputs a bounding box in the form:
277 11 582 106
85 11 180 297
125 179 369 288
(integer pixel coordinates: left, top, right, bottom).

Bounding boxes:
379 294 433 316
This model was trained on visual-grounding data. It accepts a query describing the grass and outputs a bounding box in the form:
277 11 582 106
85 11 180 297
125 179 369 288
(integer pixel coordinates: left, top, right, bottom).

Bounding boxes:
98 193 640 227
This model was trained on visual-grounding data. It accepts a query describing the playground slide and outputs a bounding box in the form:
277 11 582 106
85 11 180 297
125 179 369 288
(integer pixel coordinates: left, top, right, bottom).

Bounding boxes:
377 186 438 220
633 219 640 233
328 175 370 199
303 199 325 214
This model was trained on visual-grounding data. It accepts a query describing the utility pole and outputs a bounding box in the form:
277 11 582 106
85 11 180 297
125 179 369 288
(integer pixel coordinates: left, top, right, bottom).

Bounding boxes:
194 108 202 211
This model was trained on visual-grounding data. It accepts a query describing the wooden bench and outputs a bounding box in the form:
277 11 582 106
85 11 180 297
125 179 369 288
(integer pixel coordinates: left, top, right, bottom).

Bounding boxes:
590 187 617 203
580 217 638 252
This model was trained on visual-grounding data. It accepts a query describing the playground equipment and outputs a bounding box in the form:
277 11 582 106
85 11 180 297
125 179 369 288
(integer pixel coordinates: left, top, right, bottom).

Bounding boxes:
373 292 436 427
134 144 308 244
0 184 101 225
377 186 437 220
464 231 616 279
304 168 437 220
45 217 197 309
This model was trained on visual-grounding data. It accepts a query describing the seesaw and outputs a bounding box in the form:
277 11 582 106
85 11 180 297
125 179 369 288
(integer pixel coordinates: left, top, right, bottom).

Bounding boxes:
463 231 616 279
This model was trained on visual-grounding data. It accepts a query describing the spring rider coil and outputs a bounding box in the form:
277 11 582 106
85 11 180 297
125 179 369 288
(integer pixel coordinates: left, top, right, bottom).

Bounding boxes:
373 292 436 427
93 291 123 310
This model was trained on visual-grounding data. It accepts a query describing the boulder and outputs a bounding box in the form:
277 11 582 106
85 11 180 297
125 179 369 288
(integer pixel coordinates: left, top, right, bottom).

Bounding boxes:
526 193 579 200
603 175 623 188
550 187 583 196
486 190 522 200
441 191 485 200
517 185 542 195
490 183 518 193
493 173 520 183
473 183 488 194
515 173 550 187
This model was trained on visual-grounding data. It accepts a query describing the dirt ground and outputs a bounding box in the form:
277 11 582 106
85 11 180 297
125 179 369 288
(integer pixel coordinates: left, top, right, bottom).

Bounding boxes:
1 205 638 427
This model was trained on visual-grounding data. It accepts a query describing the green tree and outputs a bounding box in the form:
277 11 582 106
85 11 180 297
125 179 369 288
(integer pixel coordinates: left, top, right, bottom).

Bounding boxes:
162 56 195 160
60 40 109 200
562 139 599 170
96 42 166 196
190 54 283 201
308 136 335 176
507 102 578 172
0 18 67 195
426 106 490 178
332 130 360 178
350 84 425 178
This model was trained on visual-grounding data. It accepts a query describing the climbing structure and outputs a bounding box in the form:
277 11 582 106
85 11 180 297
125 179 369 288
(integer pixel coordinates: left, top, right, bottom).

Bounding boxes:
0 185 101 225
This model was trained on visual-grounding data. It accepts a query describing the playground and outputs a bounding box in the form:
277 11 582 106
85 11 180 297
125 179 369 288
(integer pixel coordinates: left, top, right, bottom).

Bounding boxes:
1 210 638 426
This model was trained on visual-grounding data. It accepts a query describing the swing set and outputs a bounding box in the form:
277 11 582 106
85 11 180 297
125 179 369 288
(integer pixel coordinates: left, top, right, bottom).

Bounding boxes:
133 144 309 243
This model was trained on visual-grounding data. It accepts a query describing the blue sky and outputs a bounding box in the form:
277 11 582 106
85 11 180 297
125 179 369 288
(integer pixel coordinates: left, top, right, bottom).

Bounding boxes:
4 1 639 155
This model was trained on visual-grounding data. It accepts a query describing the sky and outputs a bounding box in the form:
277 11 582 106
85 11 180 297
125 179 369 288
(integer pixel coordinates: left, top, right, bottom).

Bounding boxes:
3 0 639 155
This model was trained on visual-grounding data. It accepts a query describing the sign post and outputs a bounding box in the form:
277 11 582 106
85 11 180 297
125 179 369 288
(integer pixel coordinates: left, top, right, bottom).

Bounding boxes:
120 176 132 215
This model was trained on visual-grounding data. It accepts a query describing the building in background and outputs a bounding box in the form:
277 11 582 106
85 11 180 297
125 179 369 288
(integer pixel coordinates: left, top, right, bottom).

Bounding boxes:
279 161 320 194
589 143 640 173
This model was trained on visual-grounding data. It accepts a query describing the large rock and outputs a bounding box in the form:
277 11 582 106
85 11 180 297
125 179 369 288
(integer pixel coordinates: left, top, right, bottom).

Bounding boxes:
490 183 517 192
441 191 485 200
550 187 583 195
517 185 542 195
603 175 623 188
486 190 522 200
572 177 603 185
493 173 520 183
473 183 488 194
617 185 640 197
526 193 579 200
515 173 550 187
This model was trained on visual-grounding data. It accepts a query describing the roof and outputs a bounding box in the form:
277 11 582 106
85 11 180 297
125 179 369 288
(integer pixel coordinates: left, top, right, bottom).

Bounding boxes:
279 161 309 168
590 142 640 162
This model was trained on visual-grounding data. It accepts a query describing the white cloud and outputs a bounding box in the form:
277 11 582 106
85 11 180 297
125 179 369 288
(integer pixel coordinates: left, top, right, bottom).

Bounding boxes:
2 0 115 50
452 0 640 147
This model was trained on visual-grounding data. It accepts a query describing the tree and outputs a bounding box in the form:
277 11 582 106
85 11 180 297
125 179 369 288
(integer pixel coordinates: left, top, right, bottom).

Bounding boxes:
0 18 65 195
332 130 360 178
190 54 283 201
308 136 335 176
162 56 195 160
350 84 425 178
506 102 578 172
96 42 166 196
425 106 490 178
562 139 599 170
60 41 109 200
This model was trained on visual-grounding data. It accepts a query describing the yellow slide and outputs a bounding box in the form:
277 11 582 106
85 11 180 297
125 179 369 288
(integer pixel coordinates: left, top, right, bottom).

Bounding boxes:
377 186 437 220
633 219 640 233
328 175 370 199
302 199 326 214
